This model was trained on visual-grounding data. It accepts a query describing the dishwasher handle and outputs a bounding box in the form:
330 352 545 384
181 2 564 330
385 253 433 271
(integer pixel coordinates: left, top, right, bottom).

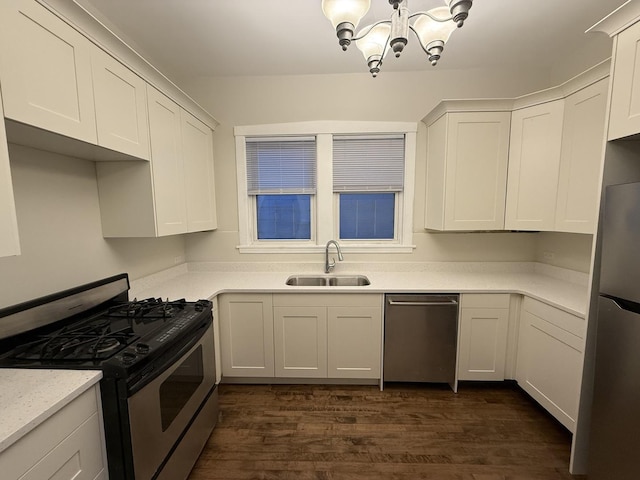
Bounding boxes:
387 299 458 306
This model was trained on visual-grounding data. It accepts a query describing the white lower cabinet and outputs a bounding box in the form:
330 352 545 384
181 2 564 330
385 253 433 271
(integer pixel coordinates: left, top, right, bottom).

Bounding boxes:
218 293 275 378
218 293 382 381
516 297 585 433
457 294 510 381
274 306 327 377
273 294 382 380
0 385 107 480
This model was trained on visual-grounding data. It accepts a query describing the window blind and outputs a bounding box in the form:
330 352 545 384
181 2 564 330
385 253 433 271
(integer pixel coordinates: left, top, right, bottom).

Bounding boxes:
246 137 316 194
333 135 405 192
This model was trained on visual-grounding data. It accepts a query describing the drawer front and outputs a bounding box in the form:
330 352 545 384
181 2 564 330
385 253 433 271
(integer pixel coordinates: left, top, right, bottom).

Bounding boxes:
522 296 584 338
460 293 510 309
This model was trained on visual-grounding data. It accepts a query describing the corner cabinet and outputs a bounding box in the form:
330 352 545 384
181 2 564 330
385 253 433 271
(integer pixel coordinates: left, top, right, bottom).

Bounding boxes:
0 0 97 144
457 294 510 381
96 86 217 237
424 111 511 231
505 100 565 231
516 297 585 433
91 47 150 160
0 86 21 257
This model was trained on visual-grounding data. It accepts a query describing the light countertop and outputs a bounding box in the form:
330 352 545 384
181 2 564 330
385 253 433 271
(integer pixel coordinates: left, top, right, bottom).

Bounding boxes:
0 369 102 454
131 261 590 317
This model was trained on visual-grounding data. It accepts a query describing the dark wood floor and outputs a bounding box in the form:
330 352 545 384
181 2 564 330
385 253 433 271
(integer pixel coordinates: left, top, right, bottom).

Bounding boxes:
189 382 587 480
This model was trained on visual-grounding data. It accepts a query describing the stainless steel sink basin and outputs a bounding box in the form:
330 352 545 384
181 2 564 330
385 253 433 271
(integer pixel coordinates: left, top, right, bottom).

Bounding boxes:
285 275 370 287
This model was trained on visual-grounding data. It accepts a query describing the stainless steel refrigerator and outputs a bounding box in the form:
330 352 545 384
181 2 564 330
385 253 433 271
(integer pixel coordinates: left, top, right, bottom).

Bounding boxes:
589 181 640 478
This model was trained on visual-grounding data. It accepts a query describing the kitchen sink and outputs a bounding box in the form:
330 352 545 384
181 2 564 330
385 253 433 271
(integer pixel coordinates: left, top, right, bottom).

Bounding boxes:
285 275 370 287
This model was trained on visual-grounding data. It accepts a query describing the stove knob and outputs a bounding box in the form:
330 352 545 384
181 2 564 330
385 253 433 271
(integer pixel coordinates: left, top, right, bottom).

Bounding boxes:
135 343 150 355
122 352 137 364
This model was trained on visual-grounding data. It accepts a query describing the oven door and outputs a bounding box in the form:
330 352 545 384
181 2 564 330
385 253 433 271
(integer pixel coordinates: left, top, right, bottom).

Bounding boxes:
127 322 216 480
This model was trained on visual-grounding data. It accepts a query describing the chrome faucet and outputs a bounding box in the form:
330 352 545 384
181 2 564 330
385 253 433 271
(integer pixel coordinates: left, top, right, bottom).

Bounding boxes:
325 240 344 274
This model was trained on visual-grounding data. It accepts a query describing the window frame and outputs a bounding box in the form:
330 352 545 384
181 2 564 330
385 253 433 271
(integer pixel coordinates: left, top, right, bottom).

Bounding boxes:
235 121 417 254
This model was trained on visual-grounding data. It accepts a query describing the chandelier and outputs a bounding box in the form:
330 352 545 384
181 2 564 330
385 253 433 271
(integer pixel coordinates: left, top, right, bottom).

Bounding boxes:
321 0 473 77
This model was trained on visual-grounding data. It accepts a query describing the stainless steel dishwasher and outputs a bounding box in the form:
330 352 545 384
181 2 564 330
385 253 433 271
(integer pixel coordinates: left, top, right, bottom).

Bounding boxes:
383 294 459 391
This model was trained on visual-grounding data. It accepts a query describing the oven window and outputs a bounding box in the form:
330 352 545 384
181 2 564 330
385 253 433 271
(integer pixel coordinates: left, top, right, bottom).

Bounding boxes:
159 346 204 431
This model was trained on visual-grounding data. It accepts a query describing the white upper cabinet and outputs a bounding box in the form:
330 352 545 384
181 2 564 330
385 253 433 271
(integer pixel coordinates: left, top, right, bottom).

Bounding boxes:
181 110 217 232
91 48 150 160
505 100 565 231
425 111 511 231
147 86 188 236
0 0 97 144
555 79 608 234
0 87 21 257
608 20 640 140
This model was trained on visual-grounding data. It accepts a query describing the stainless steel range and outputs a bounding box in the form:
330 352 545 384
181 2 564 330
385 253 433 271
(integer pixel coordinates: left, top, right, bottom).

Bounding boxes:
0 273 218 480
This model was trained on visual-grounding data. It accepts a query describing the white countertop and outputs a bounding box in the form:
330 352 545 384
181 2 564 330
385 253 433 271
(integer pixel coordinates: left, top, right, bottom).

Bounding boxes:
0 369 102 454
131 261 590 317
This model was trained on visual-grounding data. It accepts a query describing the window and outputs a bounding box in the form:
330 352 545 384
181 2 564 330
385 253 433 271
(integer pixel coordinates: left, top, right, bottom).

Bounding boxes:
246 137 316 240
235 121 417 253
333 135 405 241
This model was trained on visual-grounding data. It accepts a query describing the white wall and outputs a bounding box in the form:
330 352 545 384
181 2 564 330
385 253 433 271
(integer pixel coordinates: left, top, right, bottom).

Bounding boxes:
0 144 185 307
180 66 581 267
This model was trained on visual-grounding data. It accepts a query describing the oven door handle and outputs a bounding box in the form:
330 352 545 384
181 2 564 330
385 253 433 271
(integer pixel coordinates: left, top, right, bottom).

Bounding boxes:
127 318 212 395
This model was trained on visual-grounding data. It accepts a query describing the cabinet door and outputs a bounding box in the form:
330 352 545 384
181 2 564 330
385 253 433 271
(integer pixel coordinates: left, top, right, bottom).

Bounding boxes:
219 294 274 377
554 79 608 234
181 111 217 232
327 306 381 379
609 21 640 140
147 86 188 236
516 300 583 432
0 0 97 143
505 101 564 231
274 306 327 378
441 112 510 230
457 307 508 381
0 87 20 257
92 48 150 160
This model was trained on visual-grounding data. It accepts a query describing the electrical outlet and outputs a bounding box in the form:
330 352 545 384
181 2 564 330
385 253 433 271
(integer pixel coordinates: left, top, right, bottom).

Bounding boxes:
542 251 555 261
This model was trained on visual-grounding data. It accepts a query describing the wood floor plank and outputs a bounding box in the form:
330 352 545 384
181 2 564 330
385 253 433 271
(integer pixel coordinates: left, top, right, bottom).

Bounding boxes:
188 382 585 480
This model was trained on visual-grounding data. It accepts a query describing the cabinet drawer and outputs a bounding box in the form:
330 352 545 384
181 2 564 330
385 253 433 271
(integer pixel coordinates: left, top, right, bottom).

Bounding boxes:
460 293 510 309
522 297 584 339
273 293 382 308
0 387 102 479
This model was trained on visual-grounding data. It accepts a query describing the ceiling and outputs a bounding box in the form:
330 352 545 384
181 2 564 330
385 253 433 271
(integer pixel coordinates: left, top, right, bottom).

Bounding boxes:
75 0 625 79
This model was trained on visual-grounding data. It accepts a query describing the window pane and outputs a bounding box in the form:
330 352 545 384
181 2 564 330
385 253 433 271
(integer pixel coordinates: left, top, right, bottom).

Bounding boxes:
257 195 311 239
339 193 394 239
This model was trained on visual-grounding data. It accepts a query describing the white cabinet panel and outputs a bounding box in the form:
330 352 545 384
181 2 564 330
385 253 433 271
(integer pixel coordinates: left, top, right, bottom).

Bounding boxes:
219 294 274 378
425 112 510 231
505 101 564 231
0 386 106 480
274 306 327 377
516 297 584 432
0 0 97 144
92 48 150 160
0 87 20 257
147 86 188 236
609 20 640 140
555 79 608 234
458 294 509 381
181 110 217 232
327 306 381 379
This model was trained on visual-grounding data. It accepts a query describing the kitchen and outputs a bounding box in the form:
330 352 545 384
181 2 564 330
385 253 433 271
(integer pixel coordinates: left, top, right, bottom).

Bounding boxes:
0 0 638 479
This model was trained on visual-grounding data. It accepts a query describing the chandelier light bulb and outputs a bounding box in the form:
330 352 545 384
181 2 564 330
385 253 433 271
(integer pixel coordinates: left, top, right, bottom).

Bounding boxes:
355 23 392 77
321 0 371 50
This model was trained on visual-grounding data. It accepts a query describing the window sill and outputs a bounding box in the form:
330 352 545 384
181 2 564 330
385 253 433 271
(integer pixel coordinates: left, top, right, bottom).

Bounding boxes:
237 244 416 254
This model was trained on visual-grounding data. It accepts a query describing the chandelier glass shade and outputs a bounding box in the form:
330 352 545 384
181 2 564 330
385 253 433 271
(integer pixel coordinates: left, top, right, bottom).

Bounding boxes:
321 0 473 77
